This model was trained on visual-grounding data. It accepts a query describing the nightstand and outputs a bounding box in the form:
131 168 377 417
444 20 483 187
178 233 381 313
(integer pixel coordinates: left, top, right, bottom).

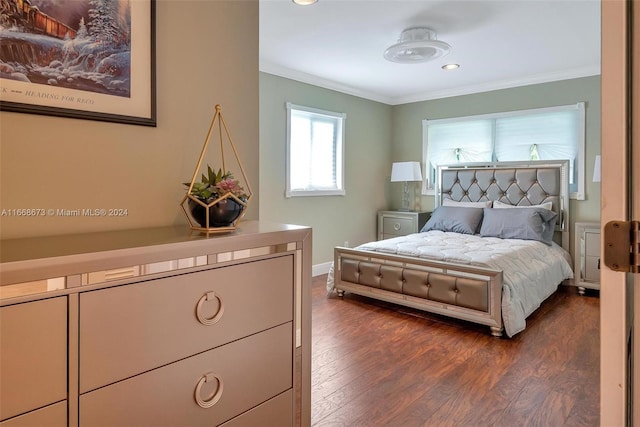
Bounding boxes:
378 210 430 240
574 222 601 295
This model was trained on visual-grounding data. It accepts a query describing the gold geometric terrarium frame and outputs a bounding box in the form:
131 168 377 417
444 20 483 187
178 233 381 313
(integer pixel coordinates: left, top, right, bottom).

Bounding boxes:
180 104 253 233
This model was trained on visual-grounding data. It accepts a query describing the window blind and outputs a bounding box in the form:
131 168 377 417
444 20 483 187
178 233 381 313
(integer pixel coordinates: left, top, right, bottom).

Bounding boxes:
422 103 585 198
286 103 345 197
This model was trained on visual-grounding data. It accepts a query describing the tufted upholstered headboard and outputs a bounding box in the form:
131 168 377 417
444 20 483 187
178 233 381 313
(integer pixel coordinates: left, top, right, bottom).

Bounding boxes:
436 161 570 248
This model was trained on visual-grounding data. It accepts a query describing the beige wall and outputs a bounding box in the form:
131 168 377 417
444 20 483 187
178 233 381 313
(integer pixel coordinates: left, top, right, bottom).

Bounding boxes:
259 73 392 266
0 0 259 240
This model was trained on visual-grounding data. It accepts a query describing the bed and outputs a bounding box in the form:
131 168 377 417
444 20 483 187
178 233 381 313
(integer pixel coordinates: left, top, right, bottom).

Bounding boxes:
327 161 574 337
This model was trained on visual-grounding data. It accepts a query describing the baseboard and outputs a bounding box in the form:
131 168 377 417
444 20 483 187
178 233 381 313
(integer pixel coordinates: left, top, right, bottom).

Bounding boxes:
312 261 332 277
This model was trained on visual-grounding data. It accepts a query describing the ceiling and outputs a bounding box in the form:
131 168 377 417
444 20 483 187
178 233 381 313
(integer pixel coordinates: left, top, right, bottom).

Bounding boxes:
259 0 601 105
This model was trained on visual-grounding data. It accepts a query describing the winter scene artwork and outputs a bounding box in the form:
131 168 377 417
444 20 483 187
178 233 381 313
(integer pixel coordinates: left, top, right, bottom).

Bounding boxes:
0 0 155 126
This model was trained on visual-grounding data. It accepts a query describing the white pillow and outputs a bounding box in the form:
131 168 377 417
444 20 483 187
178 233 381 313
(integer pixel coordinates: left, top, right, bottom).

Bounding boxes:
442 199 492 208
493 200 553 210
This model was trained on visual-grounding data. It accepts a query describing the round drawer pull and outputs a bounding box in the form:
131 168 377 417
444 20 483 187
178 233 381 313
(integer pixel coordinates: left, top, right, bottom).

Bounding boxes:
196 291 224 326
393 223 401 231
195 372 224 408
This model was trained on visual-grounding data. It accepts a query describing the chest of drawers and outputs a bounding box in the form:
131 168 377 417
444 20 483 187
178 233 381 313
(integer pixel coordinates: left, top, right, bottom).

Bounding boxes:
377 210 430 240
0 222 311 427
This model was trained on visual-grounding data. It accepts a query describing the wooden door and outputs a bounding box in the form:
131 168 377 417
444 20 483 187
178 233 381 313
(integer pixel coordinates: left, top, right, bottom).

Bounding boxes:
600 0 638 425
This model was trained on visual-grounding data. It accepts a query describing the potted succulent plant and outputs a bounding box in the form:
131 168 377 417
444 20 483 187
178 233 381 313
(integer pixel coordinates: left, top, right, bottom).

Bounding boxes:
184 165 248 228
180 104 252 233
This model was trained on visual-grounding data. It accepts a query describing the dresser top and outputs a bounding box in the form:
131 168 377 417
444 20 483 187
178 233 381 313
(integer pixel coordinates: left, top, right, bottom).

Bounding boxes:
1 222 307 263
0 221 311 287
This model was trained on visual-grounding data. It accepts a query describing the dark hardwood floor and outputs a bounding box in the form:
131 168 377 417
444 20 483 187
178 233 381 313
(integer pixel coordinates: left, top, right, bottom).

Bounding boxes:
310 274 600 427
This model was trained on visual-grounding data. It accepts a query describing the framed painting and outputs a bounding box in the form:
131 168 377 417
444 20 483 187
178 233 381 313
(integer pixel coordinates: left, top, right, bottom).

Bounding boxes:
0 0 156 126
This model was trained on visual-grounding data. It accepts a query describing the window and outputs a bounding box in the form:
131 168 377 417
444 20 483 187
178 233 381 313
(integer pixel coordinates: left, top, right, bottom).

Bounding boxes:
286 103 346 197
422 103 586 199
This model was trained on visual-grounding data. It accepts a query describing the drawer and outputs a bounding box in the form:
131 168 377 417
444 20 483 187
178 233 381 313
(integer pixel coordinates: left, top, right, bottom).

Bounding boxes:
220 389 293 427
0 297 67 421
382 216 414 236
585 231 600 257
80 255 293 392
0 402 66 427
585 255 600 283
80 323 293 427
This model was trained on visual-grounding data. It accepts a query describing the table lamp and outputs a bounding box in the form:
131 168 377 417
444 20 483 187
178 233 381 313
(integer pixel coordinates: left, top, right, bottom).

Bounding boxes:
391 161 423 211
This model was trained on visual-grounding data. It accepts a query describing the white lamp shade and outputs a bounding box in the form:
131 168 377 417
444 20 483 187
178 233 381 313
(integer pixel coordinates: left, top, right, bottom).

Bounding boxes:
592 155 601 183
391 161 423 182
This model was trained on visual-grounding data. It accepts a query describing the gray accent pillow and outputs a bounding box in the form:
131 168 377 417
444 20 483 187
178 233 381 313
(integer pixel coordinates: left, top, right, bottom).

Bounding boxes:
479 207 558 245
421 206 484 235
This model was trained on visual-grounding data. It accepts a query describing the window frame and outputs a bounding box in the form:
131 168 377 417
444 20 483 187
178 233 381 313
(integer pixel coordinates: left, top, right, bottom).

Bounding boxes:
422 102 586 200
285 102 346 198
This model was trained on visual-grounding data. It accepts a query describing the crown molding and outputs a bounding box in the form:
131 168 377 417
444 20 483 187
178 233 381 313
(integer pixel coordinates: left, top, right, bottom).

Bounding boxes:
391 65 602 105
259 61 601 106
259 61 393 104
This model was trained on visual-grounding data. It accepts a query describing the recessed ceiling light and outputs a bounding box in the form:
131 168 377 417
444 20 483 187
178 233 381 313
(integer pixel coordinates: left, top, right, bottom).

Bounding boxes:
442 64 460 70
292 0 318 5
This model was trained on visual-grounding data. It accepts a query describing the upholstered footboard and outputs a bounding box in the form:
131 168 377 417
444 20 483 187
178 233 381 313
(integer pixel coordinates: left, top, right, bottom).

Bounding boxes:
334 247 504 337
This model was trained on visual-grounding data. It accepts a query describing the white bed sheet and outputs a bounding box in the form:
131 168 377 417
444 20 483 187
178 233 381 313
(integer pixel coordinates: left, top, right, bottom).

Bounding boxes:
327 230 574 337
